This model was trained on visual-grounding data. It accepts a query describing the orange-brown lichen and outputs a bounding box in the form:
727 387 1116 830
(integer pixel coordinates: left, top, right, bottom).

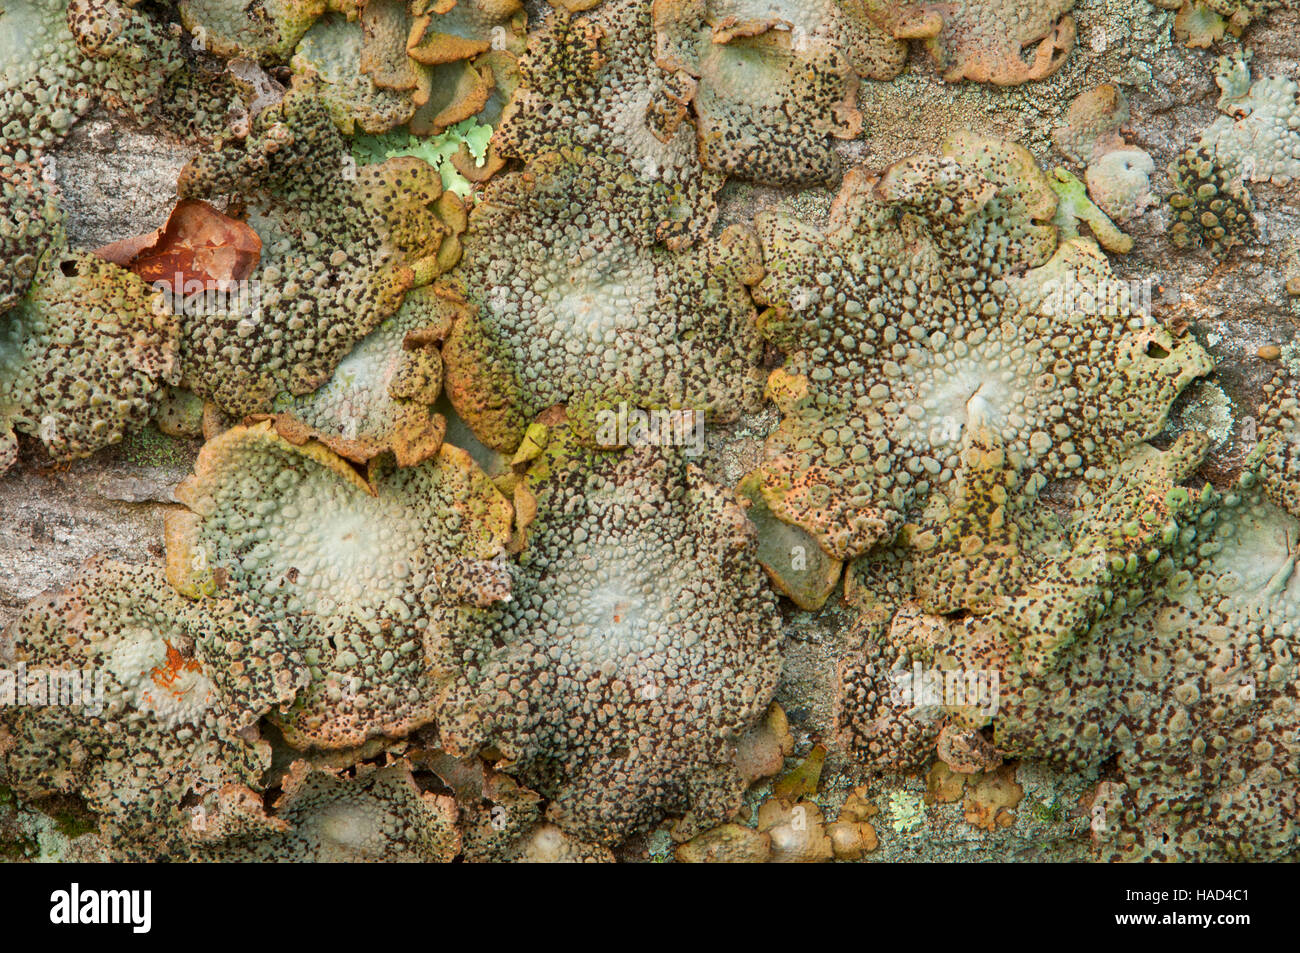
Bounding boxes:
894 0 1075 85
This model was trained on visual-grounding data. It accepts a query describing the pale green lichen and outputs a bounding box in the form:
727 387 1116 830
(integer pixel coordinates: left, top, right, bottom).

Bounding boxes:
0 244 180 472
836 429 1216 772
269 284 453 467
494 0 723 243
1194 71 1300 186
206 760 459 862
2 0 1297 866
652 0 864 186
748 133 1210 562
175 90 457 416
1053 86 1155 226
433 423 782 845
886 790 925 833
165 420 512 748
438 146 766 454
0 0 184 310
1168 62 1300 258
177 0 337 62
292 13 416 134
1174 380 1235 448
1155 0 1284 47
0 559 307 860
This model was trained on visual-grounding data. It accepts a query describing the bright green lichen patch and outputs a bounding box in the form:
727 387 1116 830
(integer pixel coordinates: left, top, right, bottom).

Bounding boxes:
352 119 495 196
1050 167 1132 254
117 421 200 469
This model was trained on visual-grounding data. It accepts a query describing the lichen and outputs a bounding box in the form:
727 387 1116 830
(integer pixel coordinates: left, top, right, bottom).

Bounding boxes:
747 132 1210 563
1050 167 1133 253
268 284 454 467
1187 71 1300 187
1167 65 1300 259
832 382 1300 859
893 0 1076 86
886 790 925 833
2 0 1297 867
177 0 339 62
433 423 782 844
836 430 1219 773
1154 0 1285 47
438 146 766 454
0 0 185 310
292 12 419 134
352 118 497 196
652 1 863 186
175 90 456 417
1 243 180 472
1092 471 1300 860
0 558 306 860
1054 86 1155 226
1168 145 1256 259
164 420 512 748
493 0 723 243
206 759 460 862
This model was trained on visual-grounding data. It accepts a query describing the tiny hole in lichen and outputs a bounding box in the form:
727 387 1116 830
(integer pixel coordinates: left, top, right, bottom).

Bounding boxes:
59 259 79 277
1145 341 1170 359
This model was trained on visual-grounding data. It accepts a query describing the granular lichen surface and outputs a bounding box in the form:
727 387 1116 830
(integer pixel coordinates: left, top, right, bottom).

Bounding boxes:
1 0 1300 864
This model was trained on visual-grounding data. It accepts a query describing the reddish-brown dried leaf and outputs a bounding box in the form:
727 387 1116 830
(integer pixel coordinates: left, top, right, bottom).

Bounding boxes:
92 199 261 290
